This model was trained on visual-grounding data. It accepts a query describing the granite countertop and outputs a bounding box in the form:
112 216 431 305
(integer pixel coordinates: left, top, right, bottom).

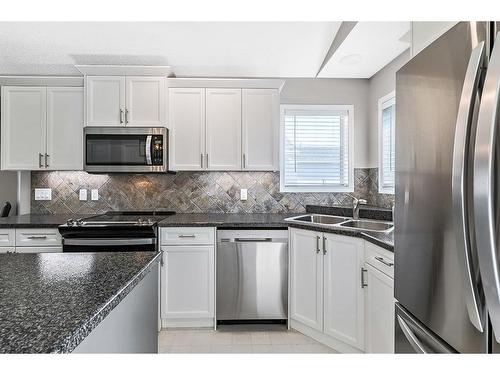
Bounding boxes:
158 213 292 228
0 251 161 353
0 214 84 228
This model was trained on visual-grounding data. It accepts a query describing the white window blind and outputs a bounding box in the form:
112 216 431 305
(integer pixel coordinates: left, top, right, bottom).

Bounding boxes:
379 94 396 193
280 105 353 192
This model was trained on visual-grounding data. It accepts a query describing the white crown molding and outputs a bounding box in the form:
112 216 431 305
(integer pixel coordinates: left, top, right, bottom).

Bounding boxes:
0 76 83 86
75 65 174 76
167 78 286 92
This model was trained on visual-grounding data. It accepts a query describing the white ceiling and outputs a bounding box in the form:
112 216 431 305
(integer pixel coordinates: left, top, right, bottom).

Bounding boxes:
0 22 409 79
0 22 340 77
317 22 410 78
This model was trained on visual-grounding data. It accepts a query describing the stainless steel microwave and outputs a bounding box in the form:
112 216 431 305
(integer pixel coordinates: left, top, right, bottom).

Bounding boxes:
84 127 168 173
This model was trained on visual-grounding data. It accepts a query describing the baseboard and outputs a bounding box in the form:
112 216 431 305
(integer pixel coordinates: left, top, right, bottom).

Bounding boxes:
290 319 364 353
161 317 215 328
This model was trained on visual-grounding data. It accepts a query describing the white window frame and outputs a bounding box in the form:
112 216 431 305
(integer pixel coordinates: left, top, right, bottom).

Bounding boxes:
279 104 355 193
378 91 396 194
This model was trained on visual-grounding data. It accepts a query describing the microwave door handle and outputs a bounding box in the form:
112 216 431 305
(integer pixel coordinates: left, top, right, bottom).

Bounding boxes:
146 135 152 165
451 41 485 332
474 33 500 343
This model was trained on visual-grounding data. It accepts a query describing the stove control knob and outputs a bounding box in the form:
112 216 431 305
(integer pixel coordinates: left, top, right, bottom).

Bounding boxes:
147 219 153 225
76 219 84 226
66 219 75 226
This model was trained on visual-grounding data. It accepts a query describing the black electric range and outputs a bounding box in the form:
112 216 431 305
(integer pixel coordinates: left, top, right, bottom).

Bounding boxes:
58 211 175 252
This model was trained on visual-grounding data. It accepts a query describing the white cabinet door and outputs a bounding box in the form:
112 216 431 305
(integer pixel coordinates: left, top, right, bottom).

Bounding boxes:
365 263 395 353
162 245 215 319
46 87 84 170
125 76 165 126
242 89 279 171
85 76 125 126
205 89 242 170
289 228 323 331
1 86 46 170
323 233 365 350
168 88 206 170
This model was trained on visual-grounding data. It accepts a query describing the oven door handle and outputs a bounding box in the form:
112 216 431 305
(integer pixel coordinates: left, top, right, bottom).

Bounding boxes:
146 135 152 165
63 238 156 246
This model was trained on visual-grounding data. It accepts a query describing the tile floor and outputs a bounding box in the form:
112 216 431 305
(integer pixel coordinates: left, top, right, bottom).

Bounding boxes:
158 324 337 354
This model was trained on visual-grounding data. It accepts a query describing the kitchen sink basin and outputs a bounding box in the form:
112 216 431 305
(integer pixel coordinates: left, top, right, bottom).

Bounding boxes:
339 220 393 232
288 214 349 225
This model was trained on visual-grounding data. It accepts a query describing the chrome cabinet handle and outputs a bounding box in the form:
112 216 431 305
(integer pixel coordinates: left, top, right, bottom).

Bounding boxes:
361 267 368 288
397 316 428 354
125 109 129 124
27 235 47 239
322 236 327 255
119 109 124 124
243 153 246 169
451 41 485 332
316 236 321 254
474 33 500 342
44 153 49 168
375 256 394 267
178 234 196 238
206 153 209 168
201 153 204 168
39 153 43 168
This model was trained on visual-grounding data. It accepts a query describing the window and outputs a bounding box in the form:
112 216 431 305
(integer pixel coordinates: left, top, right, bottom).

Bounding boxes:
378 92 396 194
280 105 354 192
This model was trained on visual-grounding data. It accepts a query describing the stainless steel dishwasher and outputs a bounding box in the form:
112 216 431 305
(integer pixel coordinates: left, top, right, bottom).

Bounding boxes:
216 229 288 322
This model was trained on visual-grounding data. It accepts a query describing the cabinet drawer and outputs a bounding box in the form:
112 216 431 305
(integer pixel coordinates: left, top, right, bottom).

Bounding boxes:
15 228 62 247
0 229 15 247
160 227 215 246
0 247 15 254
365 241 394 278
16 246 62 253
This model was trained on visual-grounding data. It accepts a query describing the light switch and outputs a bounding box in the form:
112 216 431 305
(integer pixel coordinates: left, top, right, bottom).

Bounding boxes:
34 188 51 201
79 189 87 201
240 189 248 201
91 189 99 201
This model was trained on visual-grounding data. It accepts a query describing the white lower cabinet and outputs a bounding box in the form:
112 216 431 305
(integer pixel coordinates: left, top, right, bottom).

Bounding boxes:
160 227 215 328
0 228 62 253
289 228 365 352
364 243 395 353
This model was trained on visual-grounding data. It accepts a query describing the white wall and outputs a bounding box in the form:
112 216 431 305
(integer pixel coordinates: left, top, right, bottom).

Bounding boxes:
280 78 370 168
0 171 18 215
367 50 410 168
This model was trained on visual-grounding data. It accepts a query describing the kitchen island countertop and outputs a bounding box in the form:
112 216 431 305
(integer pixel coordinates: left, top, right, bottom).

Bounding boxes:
0 251 160 353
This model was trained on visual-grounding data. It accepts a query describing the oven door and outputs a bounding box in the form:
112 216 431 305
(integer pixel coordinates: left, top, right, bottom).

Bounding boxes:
63 238 157 252
84 127 167 173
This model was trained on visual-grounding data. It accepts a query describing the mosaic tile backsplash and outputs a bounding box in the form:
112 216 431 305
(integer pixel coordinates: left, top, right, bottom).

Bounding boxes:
31 169 395 215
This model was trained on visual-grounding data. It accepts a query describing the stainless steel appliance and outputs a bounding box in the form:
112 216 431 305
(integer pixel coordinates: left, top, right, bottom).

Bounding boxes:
84 127 168 173
58 211 174 252
216 230 288 322
395 22 500 353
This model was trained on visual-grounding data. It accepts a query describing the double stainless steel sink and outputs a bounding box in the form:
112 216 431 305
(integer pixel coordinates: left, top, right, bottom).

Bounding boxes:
285 213 393 233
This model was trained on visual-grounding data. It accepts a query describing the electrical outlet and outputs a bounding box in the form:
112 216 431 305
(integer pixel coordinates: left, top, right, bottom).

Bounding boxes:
34 188 52 201
91 189 99 201
240 188 248 201
79 189 87 201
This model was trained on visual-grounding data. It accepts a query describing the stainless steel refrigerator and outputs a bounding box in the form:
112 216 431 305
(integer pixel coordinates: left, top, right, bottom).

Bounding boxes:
395 21 500 353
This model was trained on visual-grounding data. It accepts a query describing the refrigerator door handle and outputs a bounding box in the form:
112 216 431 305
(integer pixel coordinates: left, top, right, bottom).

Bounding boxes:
451 41 486 332
397 316 428 353
474 32 500 343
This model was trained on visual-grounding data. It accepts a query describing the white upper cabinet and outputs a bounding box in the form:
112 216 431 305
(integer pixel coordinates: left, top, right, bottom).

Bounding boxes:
242 89 279 170
289 228 324 331
205 89 242 170
1 86 47 170
125 76 165 126
323 233 365 350
85 75 165 127
168 88 206 170
85 76 125 126
46 87 84 170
